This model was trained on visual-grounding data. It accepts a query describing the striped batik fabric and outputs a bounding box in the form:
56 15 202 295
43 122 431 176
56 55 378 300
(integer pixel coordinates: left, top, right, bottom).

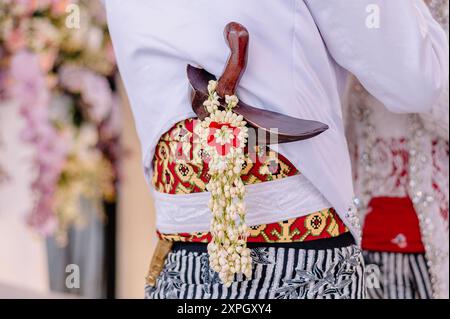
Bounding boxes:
145 245 365 299
363 251 433 299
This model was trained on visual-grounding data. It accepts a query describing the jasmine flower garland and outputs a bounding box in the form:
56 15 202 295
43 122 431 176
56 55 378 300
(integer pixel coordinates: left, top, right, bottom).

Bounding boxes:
196 80 251 286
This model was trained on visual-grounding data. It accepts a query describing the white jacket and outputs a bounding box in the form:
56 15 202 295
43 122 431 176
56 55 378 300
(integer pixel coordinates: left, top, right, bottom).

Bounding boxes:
105 0 448 244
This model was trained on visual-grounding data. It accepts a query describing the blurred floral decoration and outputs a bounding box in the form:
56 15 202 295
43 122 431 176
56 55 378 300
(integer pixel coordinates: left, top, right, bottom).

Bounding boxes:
0 0 121 245
0 136 9 186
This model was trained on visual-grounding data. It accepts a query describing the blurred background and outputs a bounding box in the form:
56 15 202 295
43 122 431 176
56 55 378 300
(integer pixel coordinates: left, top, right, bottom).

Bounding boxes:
0 0 156 298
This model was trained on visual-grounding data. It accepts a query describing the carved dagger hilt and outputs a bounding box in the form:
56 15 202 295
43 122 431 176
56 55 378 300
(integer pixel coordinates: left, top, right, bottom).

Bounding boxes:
216 22 249 98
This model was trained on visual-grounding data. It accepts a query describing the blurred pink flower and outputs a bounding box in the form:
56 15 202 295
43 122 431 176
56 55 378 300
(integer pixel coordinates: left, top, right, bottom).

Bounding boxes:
12 0 72 16
58 64 83 92
9 50 49 107
9 0 38 16
81 71 113 123
26 130 69 236
27 196 58 236
9 50 68 236
4 26 27 53
59 65 113 123
38 49 58 73
48 0 72 16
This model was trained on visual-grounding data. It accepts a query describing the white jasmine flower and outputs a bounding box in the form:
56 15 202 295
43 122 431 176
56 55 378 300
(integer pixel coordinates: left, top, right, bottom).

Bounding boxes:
208 80 218 94
225 95 239 108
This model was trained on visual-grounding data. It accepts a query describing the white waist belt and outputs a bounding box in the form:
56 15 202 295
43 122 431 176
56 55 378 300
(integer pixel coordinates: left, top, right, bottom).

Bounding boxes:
152 174 332 234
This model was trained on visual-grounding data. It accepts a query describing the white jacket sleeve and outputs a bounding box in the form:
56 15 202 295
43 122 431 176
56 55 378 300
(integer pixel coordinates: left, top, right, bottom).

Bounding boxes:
305 0 449 114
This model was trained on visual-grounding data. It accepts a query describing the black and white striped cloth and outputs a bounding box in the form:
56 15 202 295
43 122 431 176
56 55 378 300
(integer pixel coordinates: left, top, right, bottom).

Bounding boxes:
363 251 433 299
145 244 365 299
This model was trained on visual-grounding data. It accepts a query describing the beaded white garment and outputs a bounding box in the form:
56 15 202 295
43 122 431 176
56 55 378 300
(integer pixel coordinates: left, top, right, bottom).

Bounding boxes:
344 0 449 299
